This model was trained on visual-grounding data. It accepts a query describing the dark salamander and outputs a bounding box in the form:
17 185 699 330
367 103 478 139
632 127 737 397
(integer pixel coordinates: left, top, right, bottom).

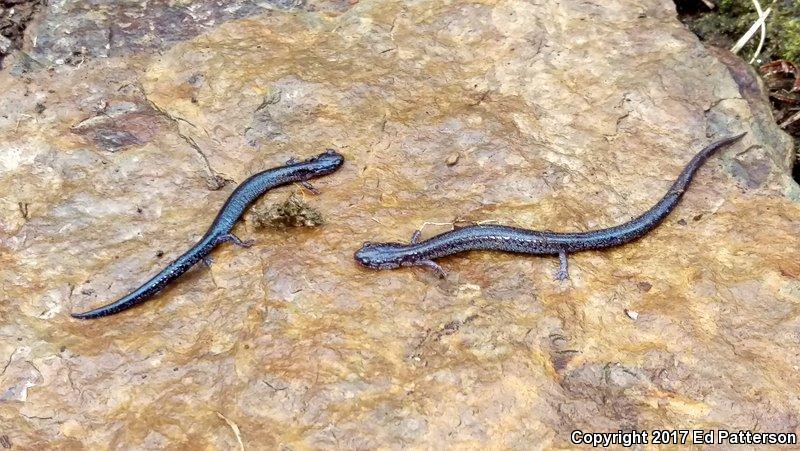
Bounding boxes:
72 150 344 319
354 133 746 279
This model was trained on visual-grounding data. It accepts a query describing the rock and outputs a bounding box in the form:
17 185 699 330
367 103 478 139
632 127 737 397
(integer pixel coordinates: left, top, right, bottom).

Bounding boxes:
0 0 43 63
446 152 460 166
27 0 351 65
0 35 11 54
6 51 44 76
1 0 799 448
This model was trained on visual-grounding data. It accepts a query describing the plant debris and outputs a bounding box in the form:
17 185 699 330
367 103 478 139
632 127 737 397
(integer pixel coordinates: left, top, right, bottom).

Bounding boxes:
249 193 325 229
760 60 800 101
760 59 800 134
216 412 244 451
676 0 800 182
677 0 800 64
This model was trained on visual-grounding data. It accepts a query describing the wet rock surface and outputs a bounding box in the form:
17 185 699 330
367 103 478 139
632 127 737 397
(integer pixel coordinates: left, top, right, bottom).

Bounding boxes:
1 0 799 447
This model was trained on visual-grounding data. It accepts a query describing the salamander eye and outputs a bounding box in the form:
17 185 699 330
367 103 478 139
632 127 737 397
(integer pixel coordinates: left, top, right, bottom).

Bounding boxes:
362 241 372 247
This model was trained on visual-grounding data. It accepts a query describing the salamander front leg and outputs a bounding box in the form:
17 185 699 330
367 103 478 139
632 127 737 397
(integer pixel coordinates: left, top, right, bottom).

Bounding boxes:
286 157 321 193
417 260 447 279
410 230 421 244
202 256 214 267
216 233 255 248
554 251 569 281
300 181 320 194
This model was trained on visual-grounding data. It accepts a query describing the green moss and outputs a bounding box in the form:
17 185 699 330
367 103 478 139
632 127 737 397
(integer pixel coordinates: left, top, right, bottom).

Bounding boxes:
685 0 800 64
783 17 800 62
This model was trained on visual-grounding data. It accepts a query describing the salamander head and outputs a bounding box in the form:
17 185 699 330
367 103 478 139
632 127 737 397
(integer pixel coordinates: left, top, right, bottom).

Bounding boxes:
354 241 410 270
300 149 345 175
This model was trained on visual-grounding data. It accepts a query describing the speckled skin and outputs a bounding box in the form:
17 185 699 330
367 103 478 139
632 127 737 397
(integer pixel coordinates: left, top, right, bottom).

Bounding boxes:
72 150 345 319
354 134 746 276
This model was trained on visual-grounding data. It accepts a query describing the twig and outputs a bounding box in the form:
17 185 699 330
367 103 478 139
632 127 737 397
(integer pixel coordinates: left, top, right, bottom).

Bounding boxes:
419 221 456 230
779 110 800 128
749 0 768 64
216 412 244 451
730 0 771 64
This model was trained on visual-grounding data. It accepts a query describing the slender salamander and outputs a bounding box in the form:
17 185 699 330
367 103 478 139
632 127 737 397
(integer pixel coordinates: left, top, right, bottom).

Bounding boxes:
354 133 746 279
72 150 345 319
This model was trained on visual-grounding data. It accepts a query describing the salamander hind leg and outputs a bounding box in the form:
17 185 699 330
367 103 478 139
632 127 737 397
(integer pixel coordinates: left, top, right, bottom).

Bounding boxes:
216 233 255 248
410 230 421 244
554 251 569 281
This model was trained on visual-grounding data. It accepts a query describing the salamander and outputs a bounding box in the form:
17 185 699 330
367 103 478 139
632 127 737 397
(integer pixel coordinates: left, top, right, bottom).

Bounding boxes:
354 134 746 279
72 150 344 319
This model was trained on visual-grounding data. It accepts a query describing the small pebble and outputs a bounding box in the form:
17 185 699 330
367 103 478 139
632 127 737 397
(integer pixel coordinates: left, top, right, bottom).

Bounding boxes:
446 152 460 166
625 309 639 320
636 281 652 292
0 35 12 54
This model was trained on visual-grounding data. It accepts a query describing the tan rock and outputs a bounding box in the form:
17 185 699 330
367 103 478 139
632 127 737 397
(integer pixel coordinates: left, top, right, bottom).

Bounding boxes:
1 0 798 448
